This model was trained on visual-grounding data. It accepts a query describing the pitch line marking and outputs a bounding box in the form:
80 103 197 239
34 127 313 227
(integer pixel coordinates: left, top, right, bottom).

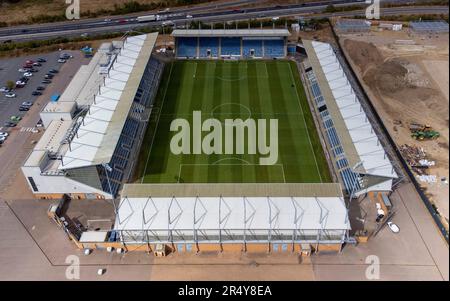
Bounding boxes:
288 62 323 183
212 157 252 165
141 62 174 183
177 163 286 183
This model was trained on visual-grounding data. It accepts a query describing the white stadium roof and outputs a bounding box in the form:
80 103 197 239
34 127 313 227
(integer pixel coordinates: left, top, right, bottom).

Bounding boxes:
59 33 157 170
310 41 397 179
114 196 350 232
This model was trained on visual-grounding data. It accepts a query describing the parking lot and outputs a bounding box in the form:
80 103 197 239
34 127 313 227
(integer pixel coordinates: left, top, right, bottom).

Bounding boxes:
0 52 69 137
0 50 91 195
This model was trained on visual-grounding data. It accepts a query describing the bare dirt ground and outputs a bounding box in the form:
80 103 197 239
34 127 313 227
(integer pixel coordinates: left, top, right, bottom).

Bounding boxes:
339 29 449 226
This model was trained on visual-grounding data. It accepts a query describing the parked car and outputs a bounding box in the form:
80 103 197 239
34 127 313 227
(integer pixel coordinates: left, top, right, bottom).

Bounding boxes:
387 222 400 233
23 72 33 77
36 86 45 91
37 58 47 63
57 59 66 63
18 68 28 73
25 60 34 64
41 79 51 84
32 62 42 67
29 68 39 73
15 82 25 88
22 101 33 107
32 91 42 96
16 80 26 85
4 121 17 127
10 115 21 122
49 69 59 73
0 136 6 143
19 106 30 111
0 87 11 93
45 73 54 79
5 92 16 98
61 53 72 59
0 132 9 137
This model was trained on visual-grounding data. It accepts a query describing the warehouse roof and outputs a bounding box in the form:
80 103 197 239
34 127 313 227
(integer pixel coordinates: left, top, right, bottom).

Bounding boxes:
59 33 157 170
172 29 290 37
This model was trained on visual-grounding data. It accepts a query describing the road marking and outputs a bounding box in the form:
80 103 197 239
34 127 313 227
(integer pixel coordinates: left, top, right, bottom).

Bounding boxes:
19 127 37 132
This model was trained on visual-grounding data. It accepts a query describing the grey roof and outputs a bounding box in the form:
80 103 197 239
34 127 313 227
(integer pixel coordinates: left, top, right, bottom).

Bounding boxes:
410 21 449 33
172 29 290 37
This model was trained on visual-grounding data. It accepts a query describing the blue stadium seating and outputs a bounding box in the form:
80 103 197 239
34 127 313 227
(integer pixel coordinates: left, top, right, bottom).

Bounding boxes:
177 37 198 57
243 39 263 57
264 39 285 57
221 37 241 56
199 37 219 57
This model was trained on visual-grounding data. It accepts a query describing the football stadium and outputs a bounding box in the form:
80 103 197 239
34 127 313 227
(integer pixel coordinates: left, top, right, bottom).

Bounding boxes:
24 29 399 254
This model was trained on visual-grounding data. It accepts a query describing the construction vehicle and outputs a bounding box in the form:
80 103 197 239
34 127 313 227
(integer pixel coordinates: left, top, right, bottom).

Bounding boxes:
411 130 440 140
409 122 431 132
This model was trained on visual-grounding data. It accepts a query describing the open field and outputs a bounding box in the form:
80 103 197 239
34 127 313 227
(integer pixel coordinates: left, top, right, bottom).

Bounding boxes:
138 60 331 184
339 29 449 224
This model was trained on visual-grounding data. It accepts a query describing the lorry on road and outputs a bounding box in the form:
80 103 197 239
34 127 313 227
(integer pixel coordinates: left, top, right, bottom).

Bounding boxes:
137 15 157 22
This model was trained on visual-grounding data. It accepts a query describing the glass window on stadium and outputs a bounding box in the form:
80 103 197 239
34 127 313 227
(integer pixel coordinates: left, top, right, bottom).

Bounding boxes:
295 229 319 241
121 230 147 243
270 230 293 242
245 229 269 242
320 230 345 241
196 230 220 242
221 230 244 241
171 230 195 242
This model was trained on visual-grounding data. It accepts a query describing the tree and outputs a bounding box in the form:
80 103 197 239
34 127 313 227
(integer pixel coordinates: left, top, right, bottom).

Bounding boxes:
6 80 15 90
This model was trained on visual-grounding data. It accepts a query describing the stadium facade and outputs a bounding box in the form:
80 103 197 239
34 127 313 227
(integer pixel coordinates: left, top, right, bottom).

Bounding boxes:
172 29 290 59
27 29 399 253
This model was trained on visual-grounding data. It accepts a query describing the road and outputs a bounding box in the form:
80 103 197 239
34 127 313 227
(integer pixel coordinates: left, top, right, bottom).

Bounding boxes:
1 1 447 42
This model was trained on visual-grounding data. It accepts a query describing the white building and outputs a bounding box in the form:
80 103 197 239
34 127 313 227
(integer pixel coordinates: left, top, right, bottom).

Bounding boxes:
22 33 163 199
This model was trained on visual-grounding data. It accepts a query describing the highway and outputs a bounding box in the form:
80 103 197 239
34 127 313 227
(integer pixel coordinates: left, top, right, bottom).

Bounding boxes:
0 1 448 42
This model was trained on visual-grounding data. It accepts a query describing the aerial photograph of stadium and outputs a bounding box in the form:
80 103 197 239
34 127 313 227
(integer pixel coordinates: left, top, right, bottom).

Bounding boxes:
0 0 448 290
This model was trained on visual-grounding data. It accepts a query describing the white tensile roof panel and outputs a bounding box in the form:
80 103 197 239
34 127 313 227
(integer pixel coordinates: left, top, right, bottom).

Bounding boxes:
114 197 350 232
59 33 158 170
311 41 397 179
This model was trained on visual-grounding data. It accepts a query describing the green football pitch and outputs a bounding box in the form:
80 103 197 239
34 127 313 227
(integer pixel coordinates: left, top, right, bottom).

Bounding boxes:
137 60 331 184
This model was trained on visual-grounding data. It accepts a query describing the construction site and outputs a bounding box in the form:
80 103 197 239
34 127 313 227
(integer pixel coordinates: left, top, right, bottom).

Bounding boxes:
335 20 449 230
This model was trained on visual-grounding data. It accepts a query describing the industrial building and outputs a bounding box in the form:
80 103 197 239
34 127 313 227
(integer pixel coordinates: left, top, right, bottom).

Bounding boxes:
335 19 371 33
22 33 164 199
409 21 449 33
172 29 290 59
